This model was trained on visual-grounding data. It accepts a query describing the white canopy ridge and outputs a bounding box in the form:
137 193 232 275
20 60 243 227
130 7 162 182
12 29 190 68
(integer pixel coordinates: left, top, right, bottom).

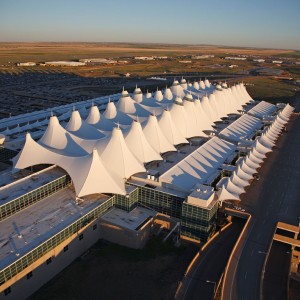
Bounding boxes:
143 114 176 154
158 109 188 146
125 120 163 164
101 127 146 179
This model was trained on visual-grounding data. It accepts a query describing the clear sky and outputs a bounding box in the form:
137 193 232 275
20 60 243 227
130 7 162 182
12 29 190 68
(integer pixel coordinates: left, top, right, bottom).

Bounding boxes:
1 0 300 50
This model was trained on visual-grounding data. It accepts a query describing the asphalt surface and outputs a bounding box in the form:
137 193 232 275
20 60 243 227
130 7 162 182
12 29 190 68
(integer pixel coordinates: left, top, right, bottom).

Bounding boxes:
177 218 245 300
263 241 291 300
224 111 300 300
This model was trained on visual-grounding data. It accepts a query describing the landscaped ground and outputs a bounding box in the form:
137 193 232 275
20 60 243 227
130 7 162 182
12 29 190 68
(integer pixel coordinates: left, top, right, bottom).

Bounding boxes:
29 238 198 300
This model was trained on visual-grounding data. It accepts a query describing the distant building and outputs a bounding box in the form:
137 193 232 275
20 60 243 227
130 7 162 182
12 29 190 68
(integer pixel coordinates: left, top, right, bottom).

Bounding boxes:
79 58 117 64
193 55 215 59
253 59 265 63
134 56 154 60
16 62 36 66
272 60 283 64
44 61 86 67
225 57 247 61
179 60 192 63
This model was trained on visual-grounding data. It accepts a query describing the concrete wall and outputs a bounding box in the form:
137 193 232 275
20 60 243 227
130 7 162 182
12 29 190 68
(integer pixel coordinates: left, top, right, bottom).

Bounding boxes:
0 219 100 300
99 219 152 249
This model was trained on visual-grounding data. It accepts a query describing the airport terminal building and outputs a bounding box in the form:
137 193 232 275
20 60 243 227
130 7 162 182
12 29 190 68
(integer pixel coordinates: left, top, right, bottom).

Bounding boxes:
0 78 294 299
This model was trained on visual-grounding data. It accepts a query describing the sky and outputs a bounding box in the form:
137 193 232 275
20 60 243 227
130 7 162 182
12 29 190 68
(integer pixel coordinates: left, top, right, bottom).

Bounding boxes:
1 0 300 50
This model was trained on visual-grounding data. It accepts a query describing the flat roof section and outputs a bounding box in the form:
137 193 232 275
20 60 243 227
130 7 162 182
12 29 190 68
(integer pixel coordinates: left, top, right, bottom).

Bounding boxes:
101 207 156 231
0 187 109 270
0 166 66 205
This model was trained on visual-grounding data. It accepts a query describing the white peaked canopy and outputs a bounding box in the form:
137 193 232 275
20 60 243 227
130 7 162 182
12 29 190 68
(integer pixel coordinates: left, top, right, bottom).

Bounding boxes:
240 159 257 175
86 105 100 124
180 78 188 89
169 97 189 138
255 138 272 153
104 101 117 119
39 116 87 156
214 90 226 117
244 155 260 170
183 94 203 137
154 89 164 101
145 90 152 98
194 97 214 132
104 101 134 126
226 178 245 195
13 133 126 197
204 79 211 88
158 109 188 145
231 172 248 189
117 91 150 117
209 93 221 120
171 80 185 97
193 81 200 90
101 127 145 179
217 183 240 201
239 83 253 103
132 86 143 103
259 134 275 149
200 95 215 125
236 165 253 181
199 80 206 90
164 87 173 100
248 151 263 165
65 111 105 139
74 149 126 197
143 114 176 154
125 120 162 163
252 147 266 159
86 106 115 132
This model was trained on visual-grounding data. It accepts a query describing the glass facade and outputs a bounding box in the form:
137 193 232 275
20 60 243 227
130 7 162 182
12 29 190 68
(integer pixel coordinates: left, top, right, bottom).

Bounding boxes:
137 185 184 219
181 201 218 242
114 188 139 212
0 195 115 286
0 147 17 164
0 175 71 222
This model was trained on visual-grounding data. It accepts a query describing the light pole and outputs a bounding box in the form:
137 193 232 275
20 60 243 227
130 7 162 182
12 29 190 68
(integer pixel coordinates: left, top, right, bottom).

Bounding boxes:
206 280 217 299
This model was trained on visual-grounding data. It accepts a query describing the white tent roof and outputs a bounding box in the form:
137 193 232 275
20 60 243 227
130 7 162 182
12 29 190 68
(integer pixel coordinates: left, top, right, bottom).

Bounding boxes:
164 87 173 100
159 137 236 190
101 127 146 179
217 184 240 201
125 120 162 163
13 133 126 197
201 95 216 124
104 101 134 126
154 89 164 101
117 91 150 117
194 98 214 132
143 114 176 154
65 111 105 140
132 86 143 103
86 106 115 132
248 101 277 119
171 80 185 97
158 109 188 146
39 116 87 156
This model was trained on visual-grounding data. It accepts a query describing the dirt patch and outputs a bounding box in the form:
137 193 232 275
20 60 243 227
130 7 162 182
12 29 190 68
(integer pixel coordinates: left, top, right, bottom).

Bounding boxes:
29 238 198 300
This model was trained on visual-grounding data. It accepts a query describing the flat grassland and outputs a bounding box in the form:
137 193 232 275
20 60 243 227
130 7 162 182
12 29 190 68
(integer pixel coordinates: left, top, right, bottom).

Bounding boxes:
0 42 299 101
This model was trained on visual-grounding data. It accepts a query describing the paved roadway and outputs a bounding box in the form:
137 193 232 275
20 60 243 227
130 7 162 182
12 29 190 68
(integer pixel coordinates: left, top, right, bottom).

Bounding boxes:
176 218 245 300
263 241 291 300
223 111 300 300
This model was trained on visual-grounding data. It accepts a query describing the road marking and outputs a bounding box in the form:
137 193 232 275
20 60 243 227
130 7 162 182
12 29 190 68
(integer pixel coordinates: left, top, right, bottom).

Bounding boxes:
245 272 248 280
